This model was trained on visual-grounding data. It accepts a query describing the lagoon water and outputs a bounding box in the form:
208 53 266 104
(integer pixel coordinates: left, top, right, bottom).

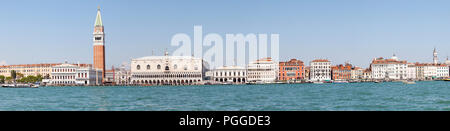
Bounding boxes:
0 81 449 111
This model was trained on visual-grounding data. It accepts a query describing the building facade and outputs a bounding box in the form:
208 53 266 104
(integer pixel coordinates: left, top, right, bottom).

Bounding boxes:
130 52 203 85
331 63 352 81
362 69 372 80
0 63 59 78
351 67 364 80
304 66 310 80
75 67 103 85
406 63 416 80
310 59 331 81
49 63 101 86
278 59 304 81
211 66 247 84
415 63 449 80
370 55 407 80
247 57 278 83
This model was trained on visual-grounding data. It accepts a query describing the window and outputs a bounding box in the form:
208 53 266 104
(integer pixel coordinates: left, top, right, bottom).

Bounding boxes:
194 66 198 70
95 37 102 40
165 66 170 71
157 65 161 70
136 65 141 70
184 65 188 70
147 65 150 70
174 64 178 69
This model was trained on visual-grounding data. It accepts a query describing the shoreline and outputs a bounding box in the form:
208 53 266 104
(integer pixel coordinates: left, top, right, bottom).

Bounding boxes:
36 79 448 87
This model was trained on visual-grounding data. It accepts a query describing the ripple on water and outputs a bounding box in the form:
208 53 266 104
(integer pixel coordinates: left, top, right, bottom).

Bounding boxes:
0 82 448 110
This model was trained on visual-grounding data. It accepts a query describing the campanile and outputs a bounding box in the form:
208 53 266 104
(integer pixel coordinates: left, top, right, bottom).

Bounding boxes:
93 7 106 82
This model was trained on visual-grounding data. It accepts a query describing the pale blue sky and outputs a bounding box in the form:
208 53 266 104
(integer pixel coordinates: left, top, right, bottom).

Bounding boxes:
0 0 449 68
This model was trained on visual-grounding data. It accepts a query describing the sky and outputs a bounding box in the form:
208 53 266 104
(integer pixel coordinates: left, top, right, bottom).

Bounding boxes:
0 0 449 68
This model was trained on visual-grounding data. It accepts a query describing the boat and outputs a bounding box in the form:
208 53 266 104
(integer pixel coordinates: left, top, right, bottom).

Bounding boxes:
333 80 349 84
443 79 450 81
402 80 416 84
1 84 39 88
313 81 324 84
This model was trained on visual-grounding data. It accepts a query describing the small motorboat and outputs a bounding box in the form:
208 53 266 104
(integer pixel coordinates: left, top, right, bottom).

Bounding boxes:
1 84 39 88
313 81 324 84
402 80 416 84
333 80 349 84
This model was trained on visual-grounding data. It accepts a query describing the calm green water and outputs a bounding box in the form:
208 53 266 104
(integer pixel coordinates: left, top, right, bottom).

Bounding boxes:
0 81 449 111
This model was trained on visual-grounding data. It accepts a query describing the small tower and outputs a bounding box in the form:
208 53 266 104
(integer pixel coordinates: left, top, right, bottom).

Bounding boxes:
433 48 438 64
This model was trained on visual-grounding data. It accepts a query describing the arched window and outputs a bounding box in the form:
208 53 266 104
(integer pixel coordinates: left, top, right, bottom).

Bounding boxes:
136 65 141 70
184 65 188 70
147 65 150 70
194 66 198 70
174 64 178 69
165 66 169 71
157 65 161 70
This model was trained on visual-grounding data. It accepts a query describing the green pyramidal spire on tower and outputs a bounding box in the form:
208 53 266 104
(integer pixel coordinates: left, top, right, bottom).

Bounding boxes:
95 7 103 27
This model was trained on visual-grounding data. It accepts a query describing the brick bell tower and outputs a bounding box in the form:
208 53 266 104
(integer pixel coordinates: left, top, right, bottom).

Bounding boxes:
93 6 106 83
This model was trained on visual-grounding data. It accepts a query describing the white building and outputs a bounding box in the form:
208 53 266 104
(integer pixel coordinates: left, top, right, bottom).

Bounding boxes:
211 66 246 84
437 65 449 78
310 59 331 81
406 63 416 80
50 64 78 85
49 63 102 86
247 57 278 83
415 63 448 80
130 52 204 85
75 67 103 85
114 66 131 85
370 55 407 80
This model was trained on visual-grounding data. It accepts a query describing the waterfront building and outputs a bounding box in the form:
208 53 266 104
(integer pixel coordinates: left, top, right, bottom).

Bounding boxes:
50 63 78 85
415 63 448 80
211 66 247 84
304 66 310 80
309 59 331 82
437 64 449 78
362 69 372 80
278 59 304 81
331 63 352 81
370 54 407 80
114 66 131 85
104 69 115 83
93 7 106 83
351 67 364 80
104 65 131 85
247 57 278 83
406 63 416 80
49 63 101 86
130 51 203 85
0 63 59 78
75 66 103 85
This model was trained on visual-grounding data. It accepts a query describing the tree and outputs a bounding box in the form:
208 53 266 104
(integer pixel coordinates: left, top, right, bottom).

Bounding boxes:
5 77 12 83
17 72 24 79
11 70 16 83
0 75 5 83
